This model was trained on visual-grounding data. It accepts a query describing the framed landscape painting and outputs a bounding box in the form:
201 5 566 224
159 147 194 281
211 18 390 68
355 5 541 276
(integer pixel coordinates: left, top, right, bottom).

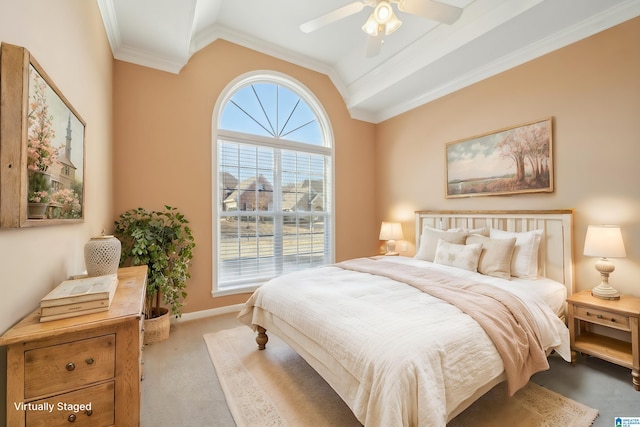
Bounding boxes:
445 118 553 198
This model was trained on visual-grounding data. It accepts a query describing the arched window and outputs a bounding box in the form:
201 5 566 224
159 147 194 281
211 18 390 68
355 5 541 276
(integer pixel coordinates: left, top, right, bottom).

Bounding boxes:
213 72 334 295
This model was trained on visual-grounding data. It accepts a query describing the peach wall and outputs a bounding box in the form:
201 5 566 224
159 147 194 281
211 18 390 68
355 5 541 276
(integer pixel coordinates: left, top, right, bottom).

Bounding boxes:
113 40 377 313
376 17 640 297
0 0 113 423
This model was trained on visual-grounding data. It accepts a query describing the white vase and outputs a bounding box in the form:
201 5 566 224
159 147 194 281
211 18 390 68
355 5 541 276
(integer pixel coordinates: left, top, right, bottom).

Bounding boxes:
84 233 122 276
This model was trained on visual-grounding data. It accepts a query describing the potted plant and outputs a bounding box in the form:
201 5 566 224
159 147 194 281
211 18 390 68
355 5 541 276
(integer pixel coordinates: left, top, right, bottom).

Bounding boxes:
114 205 195 343
27 173 51 219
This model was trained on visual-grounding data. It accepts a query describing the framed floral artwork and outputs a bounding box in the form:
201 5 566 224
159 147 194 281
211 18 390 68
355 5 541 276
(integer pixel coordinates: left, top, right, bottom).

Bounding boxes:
445 117 553 198
0 42 85 227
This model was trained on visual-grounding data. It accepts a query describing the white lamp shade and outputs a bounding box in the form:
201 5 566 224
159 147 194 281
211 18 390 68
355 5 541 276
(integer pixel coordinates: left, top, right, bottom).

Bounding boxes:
362 14 380 36
374 1 393 24
583 225 626 258
379 222 404 241
384 13 402 35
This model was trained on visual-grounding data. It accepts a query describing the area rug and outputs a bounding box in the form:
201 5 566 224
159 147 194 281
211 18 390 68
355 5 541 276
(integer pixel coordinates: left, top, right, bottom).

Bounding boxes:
204 327 598 427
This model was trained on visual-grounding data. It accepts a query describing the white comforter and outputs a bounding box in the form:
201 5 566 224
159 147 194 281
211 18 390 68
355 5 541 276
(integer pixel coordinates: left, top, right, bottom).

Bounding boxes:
238 256 571 427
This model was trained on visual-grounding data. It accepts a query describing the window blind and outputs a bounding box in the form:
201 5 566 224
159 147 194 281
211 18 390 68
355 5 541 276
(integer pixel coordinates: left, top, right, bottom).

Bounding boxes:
218 140 331 287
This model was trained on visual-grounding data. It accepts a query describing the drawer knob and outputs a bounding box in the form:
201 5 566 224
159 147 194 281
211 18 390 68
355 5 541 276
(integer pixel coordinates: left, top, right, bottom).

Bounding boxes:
85 357 95 365
65 362 76 371
85 409 93 417
68 413 76 422
585 312 616 322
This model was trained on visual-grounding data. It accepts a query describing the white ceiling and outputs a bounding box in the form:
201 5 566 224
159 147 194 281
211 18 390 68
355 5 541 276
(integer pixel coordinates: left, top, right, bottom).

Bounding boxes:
98 0 640 123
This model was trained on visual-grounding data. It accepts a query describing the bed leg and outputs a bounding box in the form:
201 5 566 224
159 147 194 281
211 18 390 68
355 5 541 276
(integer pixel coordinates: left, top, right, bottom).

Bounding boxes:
256 326 268 350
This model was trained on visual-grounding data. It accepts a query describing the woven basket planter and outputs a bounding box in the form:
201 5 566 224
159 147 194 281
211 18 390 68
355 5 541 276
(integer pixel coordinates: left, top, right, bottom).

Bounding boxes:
143 307 170 344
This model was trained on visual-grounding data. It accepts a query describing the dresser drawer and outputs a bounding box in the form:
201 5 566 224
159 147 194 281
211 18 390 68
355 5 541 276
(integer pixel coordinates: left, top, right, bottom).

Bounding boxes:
24 334 115 398
574 305 630 330
25 381 114 427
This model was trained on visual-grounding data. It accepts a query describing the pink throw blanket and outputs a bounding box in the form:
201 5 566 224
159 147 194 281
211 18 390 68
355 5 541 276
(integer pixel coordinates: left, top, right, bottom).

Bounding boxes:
336 258 549 395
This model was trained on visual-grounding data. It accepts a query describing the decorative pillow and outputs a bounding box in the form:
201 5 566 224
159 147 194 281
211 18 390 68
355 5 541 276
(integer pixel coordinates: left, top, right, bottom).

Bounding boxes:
466 235 516 279
414 227 468 262
489 229 543 279
434 239 483 272
448 227 490 237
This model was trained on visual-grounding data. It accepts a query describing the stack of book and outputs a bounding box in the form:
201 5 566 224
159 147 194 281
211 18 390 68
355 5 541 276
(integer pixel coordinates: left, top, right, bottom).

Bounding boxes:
39 274 119 322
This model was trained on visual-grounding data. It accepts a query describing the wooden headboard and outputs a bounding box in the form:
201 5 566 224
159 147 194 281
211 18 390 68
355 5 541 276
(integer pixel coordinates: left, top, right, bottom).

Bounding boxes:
415 210 574 296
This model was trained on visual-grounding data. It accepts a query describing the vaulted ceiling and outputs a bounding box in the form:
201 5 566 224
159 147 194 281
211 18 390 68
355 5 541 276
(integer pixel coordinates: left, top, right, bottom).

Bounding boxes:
98 0 640 123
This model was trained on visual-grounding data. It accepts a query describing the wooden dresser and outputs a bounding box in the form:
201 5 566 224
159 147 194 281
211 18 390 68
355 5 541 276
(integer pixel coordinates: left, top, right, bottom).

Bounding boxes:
0 266 147 426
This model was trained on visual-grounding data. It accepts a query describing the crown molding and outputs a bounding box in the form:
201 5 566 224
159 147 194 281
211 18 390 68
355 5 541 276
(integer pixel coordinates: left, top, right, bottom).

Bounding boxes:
113 45 186 74
97 0 121 58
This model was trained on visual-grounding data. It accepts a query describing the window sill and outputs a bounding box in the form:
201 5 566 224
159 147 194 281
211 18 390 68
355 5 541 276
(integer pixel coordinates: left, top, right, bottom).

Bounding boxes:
212 283 261 297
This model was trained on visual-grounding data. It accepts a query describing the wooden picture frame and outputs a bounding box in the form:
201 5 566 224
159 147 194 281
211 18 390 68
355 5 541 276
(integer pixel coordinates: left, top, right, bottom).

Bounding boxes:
1 43 85 227
445 117 553 198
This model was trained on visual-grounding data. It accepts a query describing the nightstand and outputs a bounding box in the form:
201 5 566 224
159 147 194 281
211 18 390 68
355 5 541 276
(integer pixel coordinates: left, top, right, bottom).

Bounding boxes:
567 290 640 391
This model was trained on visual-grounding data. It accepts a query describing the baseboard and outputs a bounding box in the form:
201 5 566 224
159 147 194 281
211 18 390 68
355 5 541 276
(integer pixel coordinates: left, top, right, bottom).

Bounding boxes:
171 304 244 324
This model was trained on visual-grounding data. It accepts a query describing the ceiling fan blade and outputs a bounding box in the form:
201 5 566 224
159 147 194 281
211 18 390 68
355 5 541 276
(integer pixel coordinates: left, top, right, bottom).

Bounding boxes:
398 0 463 25
365 33 383 58
300 2 365 33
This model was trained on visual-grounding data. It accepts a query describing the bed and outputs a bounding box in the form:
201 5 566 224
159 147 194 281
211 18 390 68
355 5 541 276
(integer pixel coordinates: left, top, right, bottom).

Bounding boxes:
238 209 574 426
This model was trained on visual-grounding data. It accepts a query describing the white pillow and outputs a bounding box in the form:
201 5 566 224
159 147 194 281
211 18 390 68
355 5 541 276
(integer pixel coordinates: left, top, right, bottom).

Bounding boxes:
433 239 483 272
415 227 468 262
448 227 489 237
489 229 542 279
466 235 516 279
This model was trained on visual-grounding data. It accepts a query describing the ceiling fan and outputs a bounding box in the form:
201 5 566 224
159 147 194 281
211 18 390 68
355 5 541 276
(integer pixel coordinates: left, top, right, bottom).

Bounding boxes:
300 0 464 57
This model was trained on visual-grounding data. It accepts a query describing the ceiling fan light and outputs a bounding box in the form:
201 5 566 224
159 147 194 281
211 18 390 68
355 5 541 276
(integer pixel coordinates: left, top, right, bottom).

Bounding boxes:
374 1 393 24
362 13 380 36
384 12 402 35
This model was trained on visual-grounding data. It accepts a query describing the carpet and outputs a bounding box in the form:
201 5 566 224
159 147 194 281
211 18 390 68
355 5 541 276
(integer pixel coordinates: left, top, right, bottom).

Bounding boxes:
204 327 599 427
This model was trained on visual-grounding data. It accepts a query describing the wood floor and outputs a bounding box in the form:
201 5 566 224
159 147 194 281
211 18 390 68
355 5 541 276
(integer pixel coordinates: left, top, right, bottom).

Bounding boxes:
141 312 640 426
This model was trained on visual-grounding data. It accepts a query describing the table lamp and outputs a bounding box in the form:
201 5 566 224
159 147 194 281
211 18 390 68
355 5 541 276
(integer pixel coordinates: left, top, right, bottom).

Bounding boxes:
583 225 626 300
379 222 403 256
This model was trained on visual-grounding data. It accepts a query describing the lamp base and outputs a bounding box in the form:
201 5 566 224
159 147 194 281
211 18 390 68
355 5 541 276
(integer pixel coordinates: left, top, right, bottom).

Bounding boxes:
591 258 620 300
385 240 398 256
591 282 620 300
